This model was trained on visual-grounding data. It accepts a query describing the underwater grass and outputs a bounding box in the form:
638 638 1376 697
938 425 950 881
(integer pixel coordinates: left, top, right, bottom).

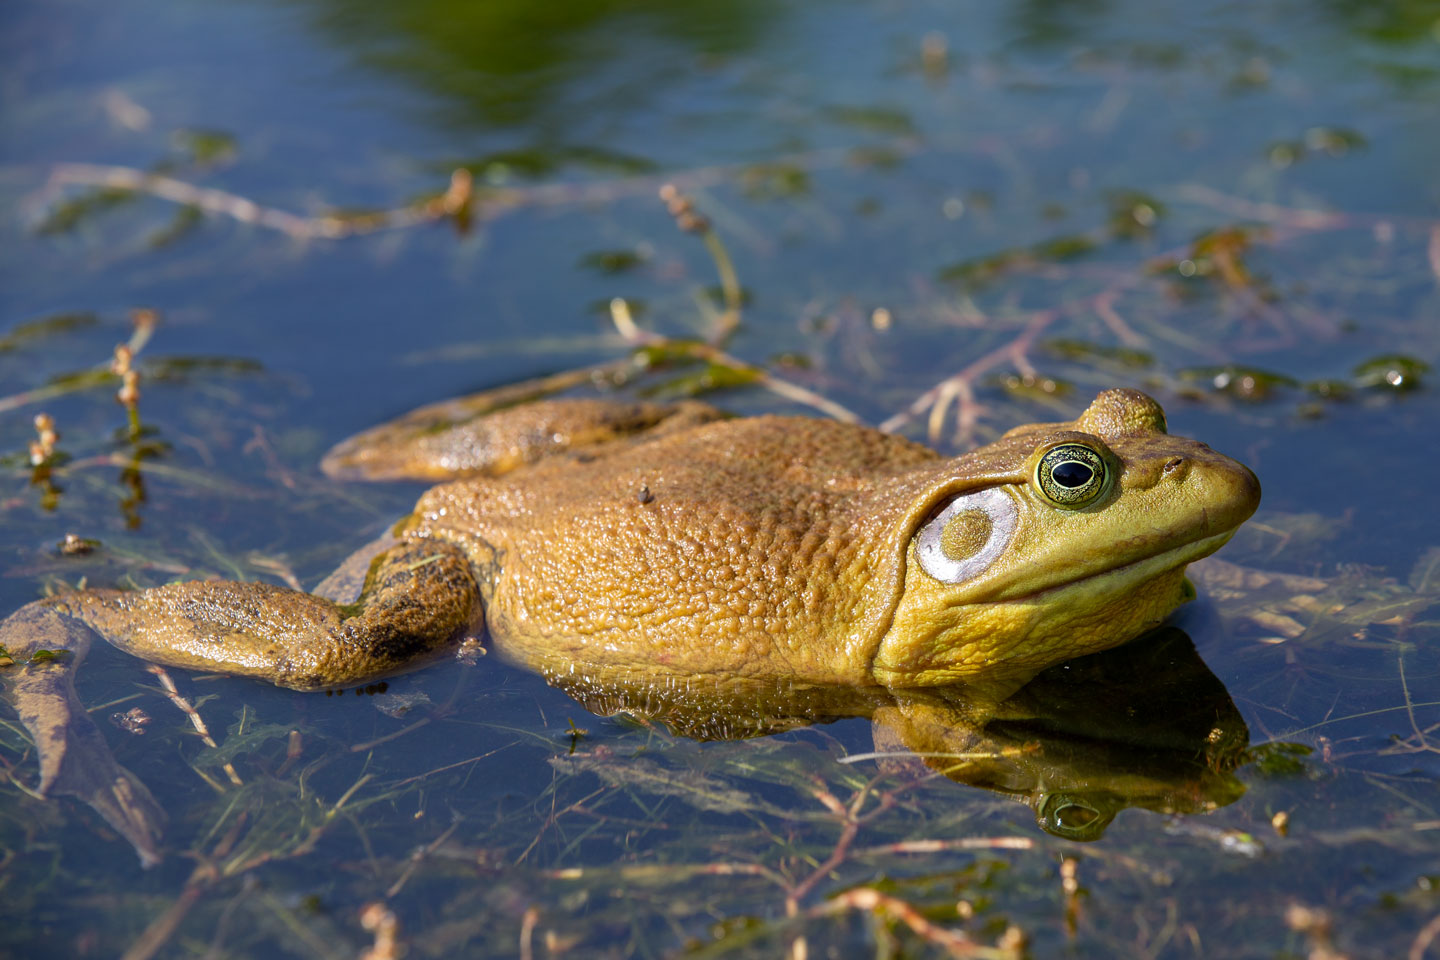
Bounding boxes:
4 20 1440 957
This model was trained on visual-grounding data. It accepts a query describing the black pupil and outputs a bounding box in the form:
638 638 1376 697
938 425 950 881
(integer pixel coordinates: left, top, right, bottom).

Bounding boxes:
1052 460 1093 488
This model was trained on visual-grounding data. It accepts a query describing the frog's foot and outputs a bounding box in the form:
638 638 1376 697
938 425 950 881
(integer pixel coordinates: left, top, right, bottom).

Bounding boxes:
321 388 724 482
0 537 482 865
1 602 167 867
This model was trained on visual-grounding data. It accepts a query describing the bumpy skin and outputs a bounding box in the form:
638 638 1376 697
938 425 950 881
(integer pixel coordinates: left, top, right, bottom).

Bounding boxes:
0 386 1259 863
322 392 725 482
408 416 938 684
404 388 1259 689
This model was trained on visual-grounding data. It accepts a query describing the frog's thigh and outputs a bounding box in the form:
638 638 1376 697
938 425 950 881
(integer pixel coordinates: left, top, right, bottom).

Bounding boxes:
312 528 402 604
321 396 725 482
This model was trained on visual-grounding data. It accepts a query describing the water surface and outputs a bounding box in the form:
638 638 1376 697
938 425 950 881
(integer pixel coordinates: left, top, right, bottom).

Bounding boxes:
3 1 1439 956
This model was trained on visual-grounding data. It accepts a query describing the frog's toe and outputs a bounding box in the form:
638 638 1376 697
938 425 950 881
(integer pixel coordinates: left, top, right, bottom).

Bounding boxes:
35 695 167 867
3 602 167 866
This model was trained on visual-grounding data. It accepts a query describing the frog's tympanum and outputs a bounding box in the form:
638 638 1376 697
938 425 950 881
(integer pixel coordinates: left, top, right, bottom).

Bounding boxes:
0 387 1259 863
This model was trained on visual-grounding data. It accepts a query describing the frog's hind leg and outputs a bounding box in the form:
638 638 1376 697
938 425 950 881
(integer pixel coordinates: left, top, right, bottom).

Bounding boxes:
0 537 481 864
32 538 481 690
321 384 724 483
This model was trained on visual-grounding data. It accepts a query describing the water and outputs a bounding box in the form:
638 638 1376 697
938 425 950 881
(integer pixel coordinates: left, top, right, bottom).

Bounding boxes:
2 0 1439 956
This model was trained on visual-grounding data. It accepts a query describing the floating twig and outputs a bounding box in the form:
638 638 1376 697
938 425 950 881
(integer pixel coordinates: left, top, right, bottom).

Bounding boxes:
518 906 539 960
37 137 927 243
879 310 1053 444
146 664 243 787
851 837 1034 856
1060 856 1080 938
608 298 860 423
809 887 1016 959
1091 290 1146 348
1411 912 1440 960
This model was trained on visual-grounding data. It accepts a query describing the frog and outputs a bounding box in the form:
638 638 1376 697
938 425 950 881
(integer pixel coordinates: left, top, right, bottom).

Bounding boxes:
0 385 1259 863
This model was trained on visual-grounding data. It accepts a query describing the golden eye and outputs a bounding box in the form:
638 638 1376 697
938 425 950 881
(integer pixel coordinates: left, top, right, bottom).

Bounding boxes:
1034 444 1108 508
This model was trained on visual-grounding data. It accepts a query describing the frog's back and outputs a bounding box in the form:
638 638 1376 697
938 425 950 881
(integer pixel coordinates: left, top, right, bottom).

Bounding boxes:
408 416 941 682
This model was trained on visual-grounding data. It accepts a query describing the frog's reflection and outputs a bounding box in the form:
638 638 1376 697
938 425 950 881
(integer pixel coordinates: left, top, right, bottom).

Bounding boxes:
535 627 1248 840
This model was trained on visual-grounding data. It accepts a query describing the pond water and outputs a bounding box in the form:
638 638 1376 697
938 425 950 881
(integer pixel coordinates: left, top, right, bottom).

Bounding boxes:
3 0 1440 956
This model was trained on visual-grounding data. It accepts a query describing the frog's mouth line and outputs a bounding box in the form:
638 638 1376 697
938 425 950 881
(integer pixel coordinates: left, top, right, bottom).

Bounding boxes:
1002 527 1238 604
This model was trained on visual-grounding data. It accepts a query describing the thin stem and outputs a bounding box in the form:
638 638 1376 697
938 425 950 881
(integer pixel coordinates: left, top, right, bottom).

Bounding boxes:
701 226 743 342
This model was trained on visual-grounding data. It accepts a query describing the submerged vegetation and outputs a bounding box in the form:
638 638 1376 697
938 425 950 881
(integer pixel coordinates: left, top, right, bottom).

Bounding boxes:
4 0 1440 957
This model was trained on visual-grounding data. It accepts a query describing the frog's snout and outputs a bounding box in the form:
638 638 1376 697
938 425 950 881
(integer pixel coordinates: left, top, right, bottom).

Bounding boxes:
1191 455 1262 536
1235 462 1263 518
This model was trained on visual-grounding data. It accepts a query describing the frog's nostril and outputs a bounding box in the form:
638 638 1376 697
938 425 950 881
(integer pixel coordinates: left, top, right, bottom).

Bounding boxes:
1163 457 1185 474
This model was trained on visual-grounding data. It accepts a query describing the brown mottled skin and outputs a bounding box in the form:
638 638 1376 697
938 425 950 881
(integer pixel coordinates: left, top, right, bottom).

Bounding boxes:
0 387 1259 862
385 387 1258 688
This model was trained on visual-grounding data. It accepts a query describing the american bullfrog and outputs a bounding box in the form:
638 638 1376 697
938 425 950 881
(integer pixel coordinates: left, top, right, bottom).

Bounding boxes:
0 386 1259 862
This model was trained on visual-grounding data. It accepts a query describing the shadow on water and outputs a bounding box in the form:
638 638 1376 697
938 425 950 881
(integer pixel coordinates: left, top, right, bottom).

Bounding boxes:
551 627 1252 842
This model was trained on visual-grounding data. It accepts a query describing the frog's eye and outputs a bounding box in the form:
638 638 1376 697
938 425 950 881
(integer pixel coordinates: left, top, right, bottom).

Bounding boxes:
1034 443 1108 508
1035 793 1114 841
915 487 1018 584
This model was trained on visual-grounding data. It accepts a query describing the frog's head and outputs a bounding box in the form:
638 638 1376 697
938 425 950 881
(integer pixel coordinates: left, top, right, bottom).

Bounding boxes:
872 389 1260 687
